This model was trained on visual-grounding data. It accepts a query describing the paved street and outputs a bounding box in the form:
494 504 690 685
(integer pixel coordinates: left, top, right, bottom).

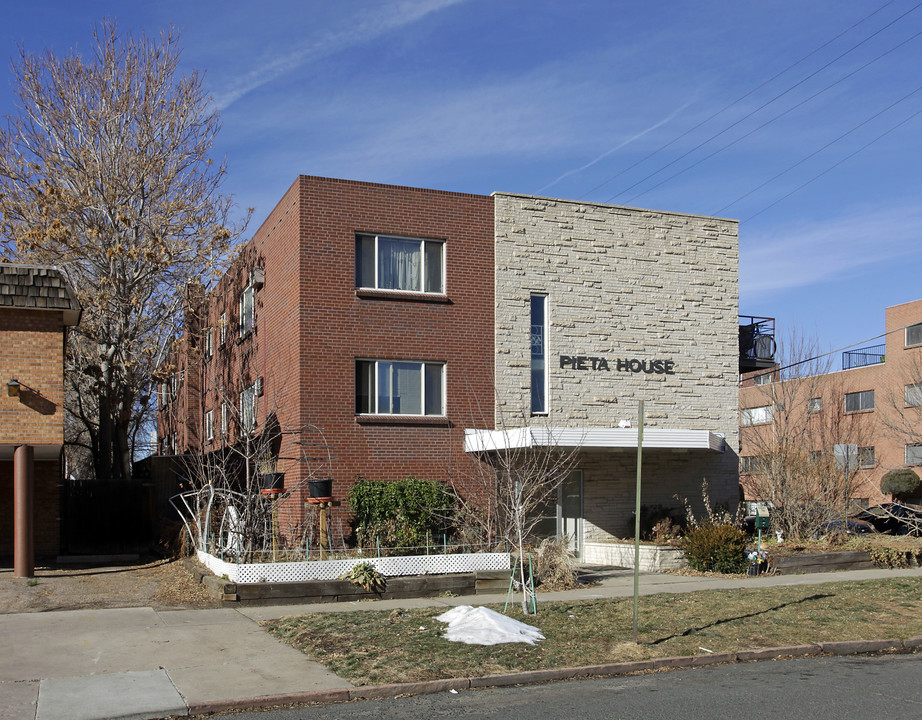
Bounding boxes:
206 654 922 720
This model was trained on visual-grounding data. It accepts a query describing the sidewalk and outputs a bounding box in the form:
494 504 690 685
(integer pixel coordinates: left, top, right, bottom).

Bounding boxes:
2 565 920 720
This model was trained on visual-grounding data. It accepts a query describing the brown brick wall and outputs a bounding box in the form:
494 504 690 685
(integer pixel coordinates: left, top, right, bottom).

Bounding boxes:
0 309 66 446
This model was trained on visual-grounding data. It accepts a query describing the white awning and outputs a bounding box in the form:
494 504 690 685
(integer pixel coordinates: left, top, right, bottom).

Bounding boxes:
463 427 725 453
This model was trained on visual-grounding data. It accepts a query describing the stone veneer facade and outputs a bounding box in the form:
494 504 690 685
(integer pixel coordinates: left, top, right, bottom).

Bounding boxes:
493 193 740 542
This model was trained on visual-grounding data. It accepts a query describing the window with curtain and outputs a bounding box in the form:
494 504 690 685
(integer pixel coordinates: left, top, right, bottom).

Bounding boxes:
355 234 444 293
355 360 444 415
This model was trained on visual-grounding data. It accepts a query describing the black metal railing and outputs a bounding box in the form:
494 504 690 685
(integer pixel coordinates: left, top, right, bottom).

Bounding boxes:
842 344 885 370
739 315 776 372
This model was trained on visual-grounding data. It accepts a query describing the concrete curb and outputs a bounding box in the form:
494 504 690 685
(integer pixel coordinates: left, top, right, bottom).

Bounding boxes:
185 638 919 717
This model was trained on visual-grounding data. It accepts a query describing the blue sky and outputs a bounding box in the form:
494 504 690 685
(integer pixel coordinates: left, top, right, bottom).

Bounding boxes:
2 0 921 364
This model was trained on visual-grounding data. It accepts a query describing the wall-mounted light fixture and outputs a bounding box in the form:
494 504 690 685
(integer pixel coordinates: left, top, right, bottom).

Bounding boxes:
7 378 21 398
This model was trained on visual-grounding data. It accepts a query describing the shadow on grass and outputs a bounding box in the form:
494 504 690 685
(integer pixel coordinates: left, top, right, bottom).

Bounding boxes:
648 592 835 645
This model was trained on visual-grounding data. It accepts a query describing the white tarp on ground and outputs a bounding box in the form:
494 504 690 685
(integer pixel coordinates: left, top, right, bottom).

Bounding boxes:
435 606 544 645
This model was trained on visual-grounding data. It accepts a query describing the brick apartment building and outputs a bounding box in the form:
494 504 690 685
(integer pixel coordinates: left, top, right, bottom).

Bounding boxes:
158 176 741 555
0 264 81 567
740 299 922 509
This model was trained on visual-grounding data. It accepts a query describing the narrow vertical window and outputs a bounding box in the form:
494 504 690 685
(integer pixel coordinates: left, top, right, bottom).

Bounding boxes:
531 295 548 414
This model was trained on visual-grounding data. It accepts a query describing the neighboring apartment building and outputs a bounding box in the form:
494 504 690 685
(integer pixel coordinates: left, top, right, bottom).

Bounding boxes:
0 264 81 569
739 299 922 509
158 175 740 555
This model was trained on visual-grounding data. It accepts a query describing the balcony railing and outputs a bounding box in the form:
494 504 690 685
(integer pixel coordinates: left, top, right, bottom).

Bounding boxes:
842 344 885 370
739 315 776 373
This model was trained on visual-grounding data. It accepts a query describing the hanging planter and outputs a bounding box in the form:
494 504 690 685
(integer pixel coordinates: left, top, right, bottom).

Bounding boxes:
308 478 333 500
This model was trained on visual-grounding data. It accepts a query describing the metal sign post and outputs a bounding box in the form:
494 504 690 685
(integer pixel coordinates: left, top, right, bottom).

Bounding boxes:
632 400 644 644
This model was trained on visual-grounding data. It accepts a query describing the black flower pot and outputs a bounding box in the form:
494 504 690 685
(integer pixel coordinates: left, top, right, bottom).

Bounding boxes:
308 478 333 499
261 473 285 492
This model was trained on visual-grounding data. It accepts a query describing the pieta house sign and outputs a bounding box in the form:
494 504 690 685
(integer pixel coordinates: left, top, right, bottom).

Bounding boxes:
559 355 676 375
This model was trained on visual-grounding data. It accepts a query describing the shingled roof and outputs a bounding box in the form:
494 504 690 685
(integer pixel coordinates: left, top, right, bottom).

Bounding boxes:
0 263 82 326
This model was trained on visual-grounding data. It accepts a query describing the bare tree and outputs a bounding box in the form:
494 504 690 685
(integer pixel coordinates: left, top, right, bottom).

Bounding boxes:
740 332 875 540
0 21 250 479
451 411 582 611
172 384 338 562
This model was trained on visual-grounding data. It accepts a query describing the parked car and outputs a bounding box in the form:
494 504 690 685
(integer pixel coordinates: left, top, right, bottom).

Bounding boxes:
812 518 875 538
852 503 922 535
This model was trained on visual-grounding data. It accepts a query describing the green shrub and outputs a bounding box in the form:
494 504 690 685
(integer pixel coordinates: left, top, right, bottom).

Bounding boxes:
680 523 749 573
880 468 921 498
341 562 386 592
349 476 455 553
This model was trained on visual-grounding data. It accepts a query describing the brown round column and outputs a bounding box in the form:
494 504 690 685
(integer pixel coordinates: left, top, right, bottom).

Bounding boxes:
13 444 35 578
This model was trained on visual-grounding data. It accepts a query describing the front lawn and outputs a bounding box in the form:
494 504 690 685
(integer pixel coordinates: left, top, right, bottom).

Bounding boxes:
265 576 922 686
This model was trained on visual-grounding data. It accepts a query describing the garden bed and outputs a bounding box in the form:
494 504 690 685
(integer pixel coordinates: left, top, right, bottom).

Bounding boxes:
769 550 875 575
185 559 509 605
196 549 510 584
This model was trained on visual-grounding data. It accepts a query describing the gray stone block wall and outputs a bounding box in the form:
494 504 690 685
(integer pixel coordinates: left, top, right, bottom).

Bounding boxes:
493 194 740 534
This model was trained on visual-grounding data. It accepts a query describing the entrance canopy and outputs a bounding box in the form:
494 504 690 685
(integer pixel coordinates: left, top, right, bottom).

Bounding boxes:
463 427 725 453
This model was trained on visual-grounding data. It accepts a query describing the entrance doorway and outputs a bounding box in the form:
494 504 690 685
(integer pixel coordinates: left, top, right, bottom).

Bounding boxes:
529 470 584 557
559 470 583 556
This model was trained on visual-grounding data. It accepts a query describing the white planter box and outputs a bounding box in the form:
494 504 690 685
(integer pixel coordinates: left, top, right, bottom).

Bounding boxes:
582 542 686 571
197 550 511 584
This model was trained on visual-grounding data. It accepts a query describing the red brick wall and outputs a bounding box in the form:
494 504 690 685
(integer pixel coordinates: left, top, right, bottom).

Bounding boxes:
160 177 497 539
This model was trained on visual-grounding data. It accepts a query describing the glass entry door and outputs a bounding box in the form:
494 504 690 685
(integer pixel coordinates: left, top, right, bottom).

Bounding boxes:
558 470 583 556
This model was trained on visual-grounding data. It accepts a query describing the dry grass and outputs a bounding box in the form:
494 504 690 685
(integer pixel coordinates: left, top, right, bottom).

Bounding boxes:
265 576 922 686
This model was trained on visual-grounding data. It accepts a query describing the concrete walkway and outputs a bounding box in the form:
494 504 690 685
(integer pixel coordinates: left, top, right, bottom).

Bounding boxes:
2 566 921 720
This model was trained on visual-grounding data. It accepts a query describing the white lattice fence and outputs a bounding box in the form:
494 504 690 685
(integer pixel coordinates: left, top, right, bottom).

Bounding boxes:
197 550 510 584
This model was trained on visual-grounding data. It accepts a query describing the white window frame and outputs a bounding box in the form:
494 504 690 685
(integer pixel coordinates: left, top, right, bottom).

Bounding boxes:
205 410 214 442
857 446 875 468
844 389 874 413
834 443 859 471
906 383 922 407
355 359 445 416
220 313 227 346
907 323 922 347
907 444 922 466
531 294 549 415
221 402 228 437
741 405 773 426
754 373 771 386
807 397 822 413
203 328 213 360
239 285 255 337
240 383 257 433
355 233 445 294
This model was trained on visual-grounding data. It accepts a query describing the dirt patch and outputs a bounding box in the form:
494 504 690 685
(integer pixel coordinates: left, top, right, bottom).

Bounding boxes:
0 556 220 614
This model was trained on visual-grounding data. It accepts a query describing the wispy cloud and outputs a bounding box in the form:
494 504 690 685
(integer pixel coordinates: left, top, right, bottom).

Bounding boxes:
741 203 922 300
280 63 688 181
211 0 467 110
534 99 695 194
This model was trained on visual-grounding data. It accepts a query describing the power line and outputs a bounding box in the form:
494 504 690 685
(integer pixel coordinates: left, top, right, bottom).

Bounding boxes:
753 322 912 381
715 83 922 215
742 103 922 223
611 3 922 205
575 0 905 201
